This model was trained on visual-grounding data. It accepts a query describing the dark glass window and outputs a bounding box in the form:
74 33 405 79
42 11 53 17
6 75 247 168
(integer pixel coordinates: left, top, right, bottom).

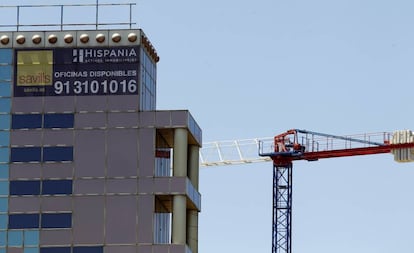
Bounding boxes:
40 248 71 253
11 147 41 162
42 180 72 195
44 114 74 128
73 246 103 253
8 214 39 229
43 147 73 162
41 213 72 228
10 180 41 195
11 114 42 129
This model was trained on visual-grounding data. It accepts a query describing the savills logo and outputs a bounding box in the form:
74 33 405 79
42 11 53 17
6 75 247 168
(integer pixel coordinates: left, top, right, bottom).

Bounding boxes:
16 50 53 86
72 48 138 63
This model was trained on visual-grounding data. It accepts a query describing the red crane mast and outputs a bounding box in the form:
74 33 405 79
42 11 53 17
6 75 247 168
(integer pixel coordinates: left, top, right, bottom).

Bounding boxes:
259 129 414 253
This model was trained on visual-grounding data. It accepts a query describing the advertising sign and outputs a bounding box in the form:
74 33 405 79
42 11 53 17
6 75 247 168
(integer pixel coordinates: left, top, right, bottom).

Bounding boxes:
14 47 139 97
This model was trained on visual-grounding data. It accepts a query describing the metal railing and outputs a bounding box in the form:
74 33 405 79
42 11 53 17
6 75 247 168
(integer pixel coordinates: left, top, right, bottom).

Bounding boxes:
0 2 136 31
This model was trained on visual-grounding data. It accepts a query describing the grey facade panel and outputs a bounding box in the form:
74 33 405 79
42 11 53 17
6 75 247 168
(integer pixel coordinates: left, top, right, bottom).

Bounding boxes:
139 111 155 127
105 195 137 244
73 178 105 195
105 246 137 253
137 195 154 244
42 163 73 179
107 112 139 128
44 96 75 113
76 96 107 112
107 95 139 112
10 130 42 146
9 196 40 213
106 178 137 194
41 196 72 212
138 128 155 177
75 113 106 129
40 229 72 246
12 97 43 113
43 129 74 146
171 111 188 127
73 196 105 244
138 178 153 194
107 129 138 177
155 111 171 128
74 130 105 178
10 163 42 180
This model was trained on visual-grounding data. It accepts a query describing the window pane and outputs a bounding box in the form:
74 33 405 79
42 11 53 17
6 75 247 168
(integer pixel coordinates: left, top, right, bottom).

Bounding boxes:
24 230 39 246
0 131 9 147
7 230 23 246
42 180 72 195
0 148 8 163
24 248 39 253
0 214 6 229
0 83 11 97
40 248 71 253
0 115 10 130
0 197 7 213
0 231 5 246
0 49 12 64
41 213 71 228
44 114 74 129
10 180 41 195
43 147 73 162
12 114 42 129
0 165 8 179
73 246 103 253
11 147 41 162
8 214 39 229
0 181 8 196
0 98 10 113
0 66 12 81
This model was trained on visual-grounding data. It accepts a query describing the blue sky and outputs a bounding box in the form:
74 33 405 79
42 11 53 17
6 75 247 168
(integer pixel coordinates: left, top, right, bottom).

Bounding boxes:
6 0 414 252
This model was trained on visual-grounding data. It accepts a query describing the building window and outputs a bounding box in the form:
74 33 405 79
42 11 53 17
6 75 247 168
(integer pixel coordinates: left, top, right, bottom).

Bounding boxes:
73 246 103 253
44 114 74 129
41 213 71 228
42 180 72 195
40 248 71 253
10 181 41 195
155 149 172 177
43 147 73 162
154 213 171 244
11 147 41 162
8 214 39 229
11 114 42 129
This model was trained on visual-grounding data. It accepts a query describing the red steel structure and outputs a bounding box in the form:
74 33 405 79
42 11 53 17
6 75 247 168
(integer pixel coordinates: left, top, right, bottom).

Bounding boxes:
259 129 414 253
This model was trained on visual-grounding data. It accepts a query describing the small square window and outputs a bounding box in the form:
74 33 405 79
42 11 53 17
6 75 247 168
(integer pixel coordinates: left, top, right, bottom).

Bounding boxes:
9 214 39 229
0 98 10 113
24 248 39 253
11 147 41 162
73 246 103 253
0 181 8 196
12 114 42 129
40 247 70 253
24 230 39 246
0 165 8 180
0 115 10 130
0 197 7 213
10 181 41 196
0 231 5 245
0 83 11 97
44 114 74 129
0 214 7 229
8 230 23 246
0 132 9 147
43 147 73 162
42 180 72 195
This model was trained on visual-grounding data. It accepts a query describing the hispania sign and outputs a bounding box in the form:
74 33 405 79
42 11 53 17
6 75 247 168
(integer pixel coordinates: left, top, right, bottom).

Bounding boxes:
14 47 140 97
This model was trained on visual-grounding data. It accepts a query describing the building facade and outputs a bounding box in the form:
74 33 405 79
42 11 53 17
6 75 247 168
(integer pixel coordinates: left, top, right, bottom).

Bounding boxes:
0 29 201 253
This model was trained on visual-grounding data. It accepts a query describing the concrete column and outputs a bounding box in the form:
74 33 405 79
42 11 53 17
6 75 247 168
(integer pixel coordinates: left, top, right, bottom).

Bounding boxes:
173 128 188 177
187 145 200 253
187 210 199 253
172 128 188 244
188 145 199 190
172 195 187 244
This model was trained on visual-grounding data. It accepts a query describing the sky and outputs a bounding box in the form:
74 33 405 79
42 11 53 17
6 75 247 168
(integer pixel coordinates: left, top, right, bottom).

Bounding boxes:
4 0 414 252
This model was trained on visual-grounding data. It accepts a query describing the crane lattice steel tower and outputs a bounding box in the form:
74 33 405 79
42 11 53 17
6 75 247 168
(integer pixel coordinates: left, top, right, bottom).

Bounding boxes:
200 129 414 253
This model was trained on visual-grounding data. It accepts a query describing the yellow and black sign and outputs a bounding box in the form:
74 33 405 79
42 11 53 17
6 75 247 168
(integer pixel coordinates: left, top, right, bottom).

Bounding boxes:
16 50 53 86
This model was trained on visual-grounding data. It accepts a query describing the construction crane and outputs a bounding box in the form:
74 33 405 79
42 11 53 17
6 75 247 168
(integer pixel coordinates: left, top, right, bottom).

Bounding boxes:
200 129 414 253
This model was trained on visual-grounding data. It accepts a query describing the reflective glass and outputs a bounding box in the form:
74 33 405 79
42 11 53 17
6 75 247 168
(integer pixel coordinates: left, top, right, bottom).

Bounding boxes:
0 165 8 179
44 114 74 128
10 181 41 195
73 246 103 253
8 230 23 246
24 230 39 246
0 181 8 195
24 248 39 253
0 66 12 81
12 114 42 129
0 231 5 246
0 49 12 64
8 214 39 229
0 98 10 113
0 83 11 97
43 147 73 162
0 115 10 130
0 214 6 229
40 247 70 253
0 131 9 147
11 147 41 162
42 180 72 195
0 197 7 213
41 213 71 228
